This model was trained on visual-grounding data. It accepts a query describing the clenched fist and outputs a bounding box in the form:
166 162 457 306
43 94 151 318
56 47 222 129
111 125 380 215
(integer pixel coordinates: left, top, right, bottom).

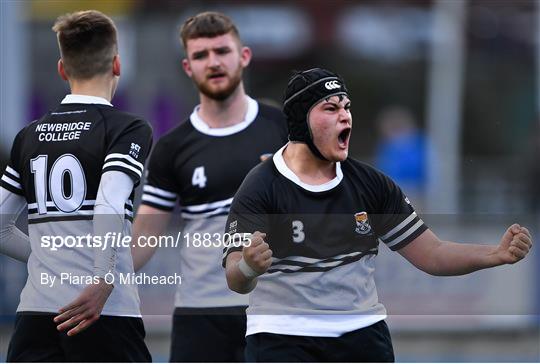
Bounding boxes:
242 231 273 275
496 224 533 264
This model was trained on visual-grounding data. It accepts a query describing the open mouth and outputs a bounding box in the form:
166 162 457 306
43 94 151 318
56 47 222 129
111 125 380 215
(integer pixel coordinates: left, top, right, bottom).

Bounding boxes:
338 128 351 147
208 72 226 80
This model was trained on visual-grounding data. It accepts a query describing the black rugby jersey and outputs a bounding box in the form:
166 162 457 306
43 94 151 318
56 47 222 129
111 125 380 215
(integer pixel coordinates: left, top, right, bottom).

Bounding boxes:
140 97 288 308
141 98 288 218
224 146 427 267
222 144 428 336
0 94 153 316
1 95 152 224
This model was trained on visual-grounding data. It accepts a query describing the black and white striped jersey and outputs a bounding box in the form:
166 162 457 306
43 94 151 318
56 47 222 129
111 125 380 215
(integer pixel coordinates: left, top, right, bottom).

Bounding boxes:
0 94 152 316
223 144 428 337
1 95 152 222
141 96 288 308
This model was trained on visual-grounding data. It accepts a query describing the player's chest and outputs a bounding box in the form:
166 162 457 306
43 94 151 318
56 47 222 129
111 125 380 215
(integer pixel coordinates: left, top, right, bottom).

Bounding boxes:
268 185 379 257
172 138 277 200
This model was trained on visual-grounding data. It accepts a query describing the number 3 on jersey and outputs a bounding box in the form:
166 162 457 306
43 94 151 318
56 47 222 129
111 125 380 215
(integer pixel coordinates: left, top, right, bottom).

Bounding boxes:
292 220 305 243
192 166 207 188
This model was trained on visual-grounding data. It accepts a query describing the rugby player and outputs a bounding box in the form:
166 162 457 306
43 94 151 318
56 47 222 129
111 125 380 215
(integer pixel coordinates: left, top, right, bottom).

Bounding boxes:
223 68 533 362
131 11 288 362
0 10 152 361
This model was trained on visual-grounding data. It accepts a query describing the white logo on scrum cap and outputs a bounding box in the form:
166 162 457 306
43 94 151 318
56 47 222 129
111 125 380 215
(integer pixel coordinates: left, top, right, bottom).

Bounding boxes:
324 80 340 90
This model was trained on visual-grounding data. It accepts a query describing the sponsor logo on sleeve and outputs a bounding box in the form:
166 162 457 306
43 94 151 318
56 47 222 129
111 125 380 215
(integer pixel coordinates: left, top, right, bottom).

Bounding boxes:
129 143 141 158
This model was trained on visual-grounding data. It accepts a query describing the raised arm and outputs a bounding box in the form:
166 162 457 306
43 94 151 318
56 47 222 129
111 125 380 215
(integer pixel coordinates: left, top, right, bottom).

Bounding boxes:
398 224 532 276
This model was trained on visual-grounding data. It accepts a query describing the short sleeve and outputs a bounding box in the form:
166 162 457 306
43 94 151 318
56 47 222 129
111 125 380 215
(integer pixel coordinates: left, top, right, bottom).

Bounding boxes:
371 173 427 251
102 119 153 186
140 139 178 211
222 168 271 267
0 131 24 196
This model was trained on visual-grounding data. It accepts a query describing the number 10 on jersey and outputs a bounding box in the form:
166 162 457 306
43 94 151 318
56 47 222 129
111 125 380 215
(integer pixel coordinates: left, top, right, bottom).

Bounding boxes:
30 154 87 214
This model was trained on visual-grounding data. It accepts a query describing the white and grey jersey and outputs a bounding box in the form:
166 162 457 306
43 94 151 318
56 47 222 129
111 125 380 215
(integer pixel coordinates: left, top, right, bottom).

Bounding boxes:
141 97 288 308
223 145 428 336
0 94 153 316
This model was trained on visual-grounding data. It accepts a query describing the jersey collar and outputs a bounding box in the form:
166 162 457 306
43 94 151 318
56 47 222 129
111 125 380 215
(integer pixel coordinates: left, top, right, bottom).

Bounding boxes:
189 96 258 137
272 144 343 193
61 94 113 106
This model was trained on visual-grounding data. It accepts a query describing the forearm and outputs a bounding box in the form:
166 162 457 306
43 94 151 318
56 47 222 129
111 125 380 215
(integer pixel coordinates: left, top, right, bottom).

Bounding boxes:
93 208 123 277
131 205 171 271
131 244 158 272
131 219 159 272
426 241 502 276
401 226 532 276
225 252 257 294
93 171 133 278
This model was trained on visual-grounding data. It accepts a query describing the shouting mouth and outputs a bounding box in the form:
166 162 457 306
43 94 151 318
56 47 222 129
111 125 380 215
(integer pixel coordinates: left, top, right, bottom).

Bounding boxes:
338 127 351 148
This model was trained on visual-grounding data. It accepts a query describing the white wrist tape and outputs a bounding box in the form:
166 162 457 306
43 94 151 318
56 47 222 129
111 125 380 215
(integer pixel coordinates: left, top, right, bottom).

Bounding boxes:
238 257 260 279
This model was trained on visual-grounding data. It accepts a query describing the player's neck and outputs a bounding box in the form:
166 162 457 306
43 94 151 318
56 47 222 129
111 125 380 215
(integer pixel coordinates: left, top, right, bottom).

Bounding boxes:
197 84 248 128
282 143 337 184
68 76 115 102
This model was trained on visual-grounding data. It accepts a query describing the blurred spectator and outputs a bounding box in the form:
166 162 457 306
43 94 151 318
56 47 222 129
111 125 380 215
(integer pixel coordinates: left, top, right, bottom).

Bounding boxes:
374 106 427 196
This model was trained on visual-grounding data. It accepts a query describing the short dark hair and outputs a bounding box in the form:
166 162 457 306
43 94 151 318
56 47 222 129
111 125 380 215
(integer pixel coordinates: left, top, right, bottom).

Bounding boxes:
180 11 241 49
52 10 118 80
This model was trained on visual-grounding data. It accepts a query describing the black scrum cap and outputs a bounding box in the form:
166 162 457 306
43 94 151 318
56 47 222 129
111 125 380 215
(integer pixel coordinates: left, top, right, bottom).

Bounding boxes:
283 68 348 160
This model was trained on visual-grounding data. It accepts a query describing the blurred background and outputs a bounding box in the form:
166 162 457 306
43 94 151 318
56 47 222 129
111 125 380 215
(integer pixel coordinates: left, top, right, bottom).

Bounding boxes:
1 0 539 361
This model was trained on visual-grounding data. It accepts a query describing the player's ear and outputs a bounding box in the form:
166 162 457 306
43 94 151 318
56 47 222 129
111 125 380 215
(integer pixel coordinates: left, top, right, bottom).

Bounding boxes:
112 54 121 77
57 59 68 81
182 58 192 77
240 46 252 68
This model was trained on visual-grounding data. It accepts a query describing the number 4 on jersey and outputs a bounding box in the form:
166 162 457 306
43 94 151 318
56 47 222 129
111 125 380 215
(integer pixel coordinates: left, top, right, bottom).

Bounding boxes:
192 166 207 188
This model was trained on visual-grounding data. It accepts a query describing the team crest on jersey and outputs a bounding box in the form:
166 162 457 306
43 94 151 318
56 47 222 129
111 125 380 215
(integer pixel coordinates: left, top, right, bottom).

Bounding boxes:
354 211 372 235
